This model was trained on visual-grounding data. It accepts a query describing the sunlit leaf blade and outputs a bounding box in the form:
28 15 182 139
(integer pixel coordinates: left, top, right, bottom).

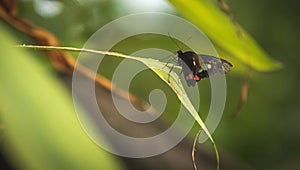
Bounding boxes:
138 58 212 140
17 45 220 169
168 0 282 71
127 56 220 170
0 27 123 169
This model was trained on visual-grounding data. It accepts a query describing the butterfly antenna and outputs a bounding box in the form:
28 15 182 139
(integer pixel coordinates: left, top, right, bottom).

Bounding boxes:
167 32 182 51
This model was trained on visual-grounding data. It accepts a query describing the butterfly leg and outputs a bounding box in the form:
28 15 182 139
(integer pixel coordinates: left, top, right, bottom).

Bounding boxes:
163 56 177 69
177 70 183 83
178 70 183 76
167 64 174 83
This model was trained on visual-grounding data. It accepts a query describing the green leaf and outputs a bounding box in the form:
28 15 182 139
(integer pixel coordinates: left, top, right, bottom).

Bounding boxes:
168 0 282 71
0 25 123 170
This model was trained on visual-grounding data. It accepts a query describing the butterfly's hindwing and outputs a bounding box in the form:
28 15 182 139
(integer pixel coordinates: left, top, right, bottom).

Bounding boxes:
198 54 232 77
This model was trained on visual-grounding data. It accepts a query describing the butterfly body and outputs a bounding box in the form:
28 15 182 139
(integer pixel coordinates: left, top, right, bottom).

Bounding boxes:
177 50 232 87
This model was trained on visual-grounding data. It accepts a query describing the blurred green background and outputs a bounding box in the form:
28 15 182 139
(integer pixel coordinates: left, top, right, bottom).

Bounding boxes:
0 0 299 170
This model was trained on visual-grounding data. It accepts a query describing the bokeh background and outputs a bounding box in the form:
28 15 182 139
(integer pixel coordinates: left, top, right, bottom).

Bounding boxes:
0 0 299 170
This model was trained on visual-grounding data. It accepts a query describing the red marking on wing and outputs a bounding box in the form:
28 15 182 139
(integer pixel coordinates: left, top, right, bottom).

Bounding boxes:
194 75 201 81
186 73 194 80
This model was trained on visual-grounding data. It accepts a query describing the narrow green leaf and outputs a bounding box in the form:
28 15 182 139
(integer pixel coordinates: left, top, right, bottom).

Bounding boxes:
0 27 123 169
168 0 282 71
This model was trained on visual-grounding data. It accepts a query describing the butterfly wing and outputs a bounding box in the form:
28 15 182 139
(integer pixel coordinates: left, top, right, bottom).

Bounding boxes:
177 51 200 87
198 54 233 78
179 58 197 87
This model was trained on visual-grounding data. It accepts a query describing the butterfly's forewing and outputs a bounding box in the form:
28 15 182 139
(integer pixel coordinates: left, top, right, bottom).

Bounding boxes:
178 51 201 87
178 57 197 87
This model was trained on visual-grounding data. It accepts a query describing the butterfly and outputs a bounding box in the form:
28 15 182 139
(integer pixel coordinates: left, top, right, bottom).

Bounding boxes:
177 50 232 87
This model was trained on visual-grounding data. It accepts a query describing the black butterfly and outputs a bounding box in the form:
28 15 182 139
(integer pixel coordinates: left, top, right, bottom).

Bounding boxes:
177 50 232 87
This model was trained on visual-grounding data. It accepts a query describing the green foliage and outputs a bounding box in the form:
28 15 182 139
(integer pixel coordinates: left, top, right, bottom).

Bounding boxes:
0 24 123 170
16 44 220 169
2 0 296 169
168 0 282 71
